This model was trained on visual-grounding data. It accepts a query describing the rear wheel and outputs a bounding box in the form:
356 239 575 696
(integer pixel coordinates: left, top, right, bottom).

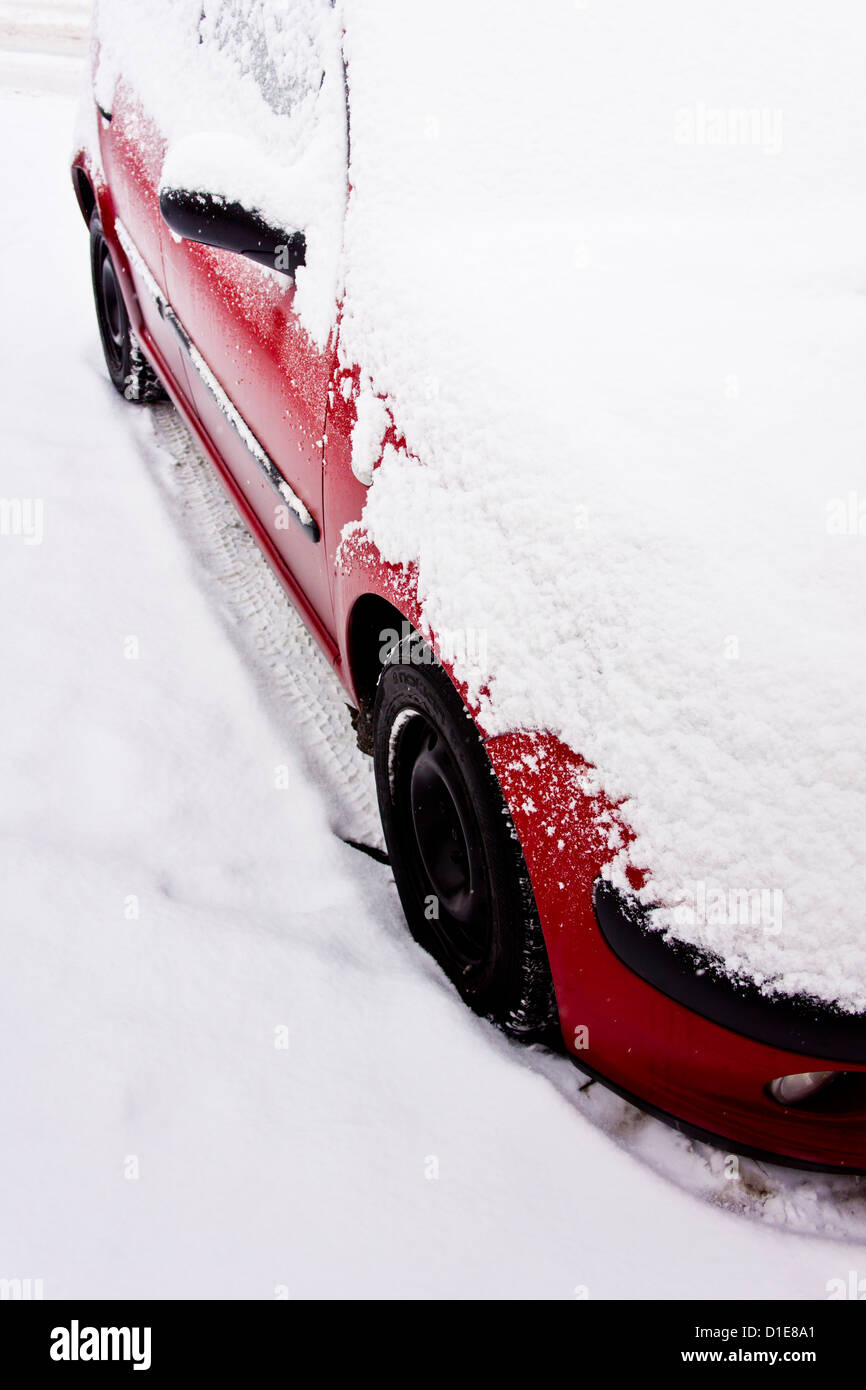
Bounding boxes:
89 212 165 403
372 641 557 1039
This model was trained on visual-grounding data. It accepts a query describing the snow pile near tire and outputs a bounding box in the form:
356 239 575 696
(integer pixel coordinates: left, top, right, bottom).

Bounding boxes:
337 1 866 1011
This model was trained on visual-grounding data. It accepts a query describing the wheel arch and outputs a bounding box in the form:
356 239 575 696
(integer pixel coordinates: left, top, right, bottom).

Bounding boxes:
345 593 408 750
72 161 97 228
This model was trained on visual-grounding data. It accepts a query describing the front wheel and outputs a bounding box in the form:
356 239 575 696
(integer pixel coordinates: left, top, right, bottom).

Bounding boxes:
373 645 557 1040
89 212 165 403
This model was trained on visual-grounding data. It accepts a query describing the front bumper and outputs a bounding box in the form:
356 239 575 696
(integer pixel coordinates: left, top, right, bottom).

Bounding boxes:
485 729 866 1174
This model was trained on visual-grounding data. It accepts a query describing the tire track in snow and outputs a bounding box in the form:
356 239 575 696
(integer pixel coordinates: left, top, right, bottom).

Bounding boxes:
138 402 385 855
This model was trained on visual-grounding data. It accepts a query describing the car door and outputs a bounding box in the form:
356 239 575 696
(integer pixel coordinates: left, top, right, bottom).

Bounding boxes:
159 0 347 640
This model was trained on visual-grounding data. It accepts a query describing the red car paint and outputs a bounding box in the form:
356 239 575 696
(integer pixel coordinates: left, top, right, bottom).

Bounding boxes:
72 78 866 1175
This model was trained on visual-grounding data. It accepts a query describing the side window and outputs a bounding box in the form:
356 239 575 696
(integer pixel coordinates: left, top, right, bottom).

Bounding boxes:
199 0 329 119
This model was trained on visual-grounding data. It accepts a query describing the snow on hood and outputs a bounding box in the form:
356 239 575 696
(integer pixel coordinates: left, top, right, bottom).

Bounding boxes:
92 0 866 1012
338 1 866 1012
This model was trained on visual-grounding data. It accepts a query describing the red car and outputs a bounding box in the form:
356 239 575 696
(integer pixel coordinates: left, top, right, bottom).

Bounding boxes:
73 3 866 1174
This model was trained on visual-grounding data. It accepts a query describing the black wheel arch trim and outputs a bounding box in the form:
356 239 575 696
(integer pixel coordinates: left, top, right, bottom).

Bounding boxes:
592 880 866 1065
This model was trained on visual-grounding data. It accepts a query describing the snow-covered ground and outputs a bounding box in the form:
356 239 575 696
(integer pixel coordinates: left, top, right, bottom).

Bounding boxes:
2 19 866 1300
0 0 89 94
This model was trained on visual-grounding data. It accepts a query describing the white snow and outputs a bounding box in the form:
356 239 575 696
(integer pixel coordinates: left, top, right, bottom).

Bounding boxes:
349 380 389 486
3 7 866 1300
336 0 866 1012
0 0 89 93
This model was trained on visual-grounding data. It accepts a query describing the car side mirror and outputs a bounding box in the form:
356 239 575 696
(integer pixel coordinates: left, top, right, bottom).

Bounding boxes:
159 186 306 278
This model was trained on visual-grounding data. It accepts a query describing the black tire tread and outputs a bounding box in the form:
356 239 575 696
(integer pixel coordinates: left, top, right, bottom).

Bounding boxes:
373 642 558 1041
89 211 166 405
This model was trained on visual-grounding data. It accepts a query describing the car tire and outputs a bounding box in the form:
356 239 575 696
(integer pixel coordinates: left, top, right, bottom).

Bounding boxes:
372 637 557 1040
90 212 166 403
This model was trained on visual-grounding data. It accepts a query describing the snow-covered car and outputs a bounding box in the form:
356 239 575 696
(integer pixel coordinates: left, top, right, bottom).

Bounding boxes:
72 0 866 1172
